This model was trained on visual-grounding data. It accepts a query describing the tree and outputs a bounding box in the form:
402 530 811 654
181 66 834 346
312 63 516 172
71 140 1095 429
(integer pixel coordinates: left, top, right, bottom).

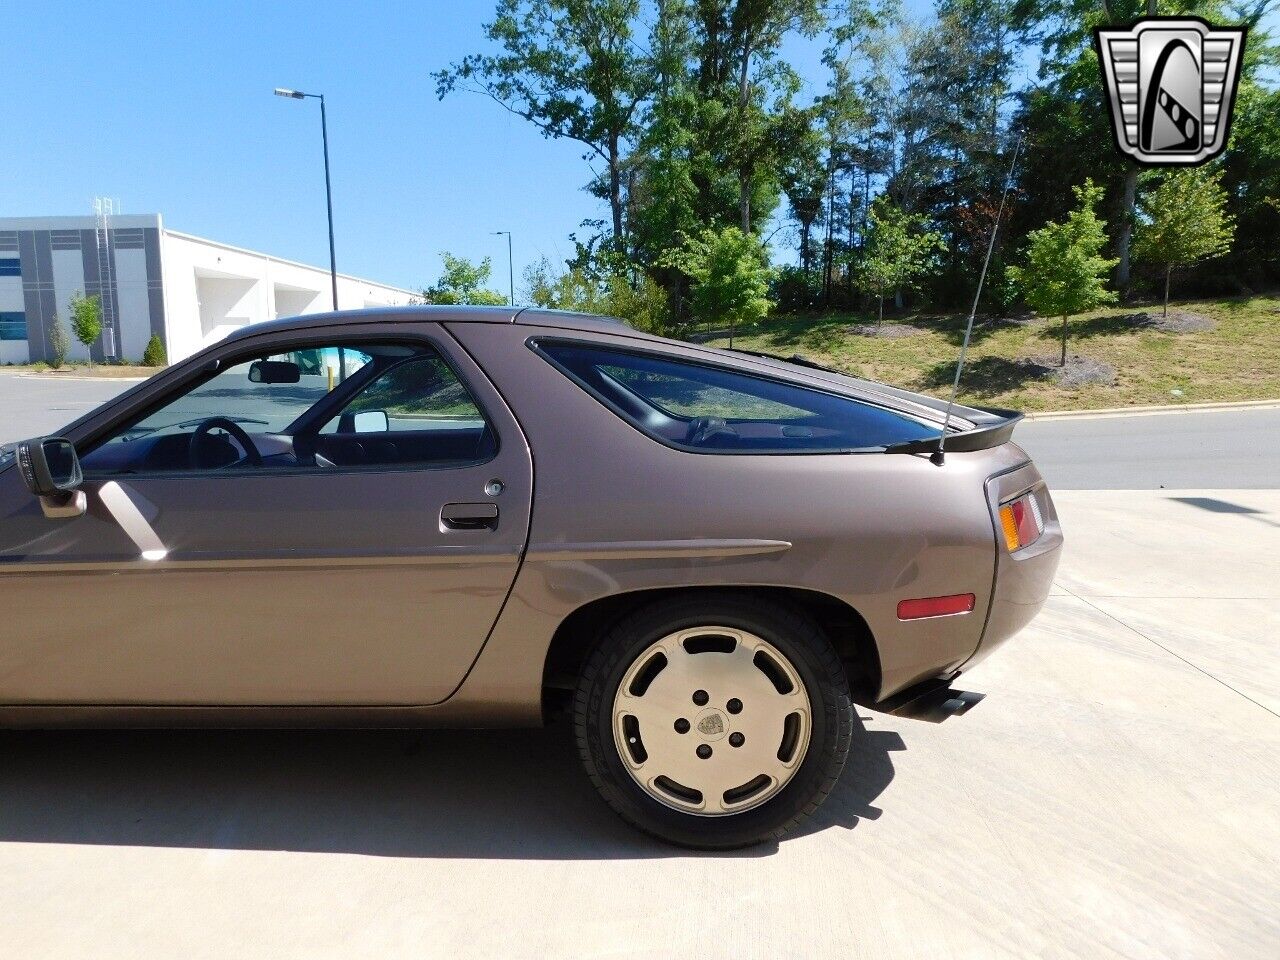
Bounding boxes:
856 196 944 325
524 257 672 334
68 292 102 368
142 334 167 367
1006 179 1117 366
48 313 70 369
1133 169 1236 318
660 226 772 338
423 252 509 305
436 0 651 245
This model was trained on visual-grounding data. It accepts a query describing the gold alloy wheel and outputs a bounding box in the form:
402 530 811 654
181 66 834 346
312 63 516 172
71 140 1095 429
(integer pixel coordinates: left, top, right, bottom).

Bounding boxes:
612 626 813 816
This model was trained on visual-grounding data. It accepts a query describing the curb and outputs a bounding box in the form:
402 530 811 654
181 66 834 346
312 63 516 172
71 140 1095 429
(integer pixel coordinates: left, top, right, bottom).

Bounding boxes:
1026 399 1280 421
15 374 148 384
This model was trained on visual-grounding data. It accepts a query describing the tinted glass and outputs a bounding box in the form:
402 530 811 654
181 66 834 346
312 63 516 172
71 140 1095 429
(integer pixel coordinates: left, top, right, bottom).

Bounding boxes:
322 355 485 433
82 342 494 474
540 341 939 453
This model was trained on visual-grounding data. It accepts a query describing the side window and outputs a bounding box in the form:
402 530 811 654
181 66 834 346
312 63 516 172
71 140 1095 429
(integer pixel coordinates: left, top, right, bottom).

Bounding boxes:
537 341 939 453
81 342 494 474
321 355 485 434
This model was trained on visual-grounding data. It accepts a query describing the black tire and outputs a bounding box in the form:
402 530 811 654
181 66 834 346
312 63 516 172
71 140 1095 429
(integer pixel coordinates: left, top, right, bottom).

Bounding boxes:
573 592 854 849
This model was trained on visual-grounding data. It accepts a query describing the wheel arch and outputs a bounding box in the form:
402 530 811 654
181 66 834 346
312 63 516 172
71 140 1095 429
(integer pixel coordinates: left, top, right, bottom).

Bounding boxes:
541 585 880 717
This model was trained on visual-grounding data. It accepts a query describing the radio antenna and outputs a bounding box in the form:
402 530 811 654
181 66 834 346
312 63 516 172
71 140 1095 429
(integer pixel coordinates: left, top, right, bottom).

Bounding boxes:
932 132 1023 466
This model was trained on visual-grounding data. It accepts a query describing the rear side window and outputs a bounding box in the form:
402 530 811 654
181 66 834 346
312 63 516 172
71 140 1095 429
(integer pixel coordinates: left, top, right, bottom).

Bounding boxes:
536 341 939 453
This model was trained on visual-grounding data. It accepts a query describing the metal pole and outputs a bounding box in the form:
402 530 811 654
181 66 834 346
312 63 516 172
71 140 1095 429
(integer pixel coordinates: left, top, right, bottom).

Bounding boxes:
319 95 338 312
506 231 514 307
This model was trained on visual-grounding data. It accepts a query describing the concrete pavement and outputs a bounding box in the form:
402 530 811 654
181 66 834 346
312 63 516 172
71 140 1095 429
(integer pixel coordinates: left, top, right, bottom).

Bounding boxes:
0 488 1276 959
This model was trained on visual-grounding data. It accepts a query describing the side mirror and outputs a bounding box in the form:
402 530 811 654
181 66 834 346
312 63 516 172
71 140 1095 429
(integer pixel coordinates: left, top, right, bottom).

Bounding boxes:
248 360 301 384
16 437 86 518
338 409 390 433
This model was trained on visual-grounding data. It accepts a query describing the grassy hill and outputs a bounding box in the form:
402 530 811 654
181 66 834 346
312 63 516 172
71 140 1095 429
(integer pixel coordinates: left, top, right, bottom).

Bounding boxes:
700 294 1280 412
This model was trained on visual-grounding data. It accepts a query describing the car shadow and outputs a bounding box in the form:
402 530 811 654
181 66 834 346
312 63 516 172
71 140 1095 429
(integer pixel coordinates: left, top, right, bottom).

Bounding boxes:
0 714 902 860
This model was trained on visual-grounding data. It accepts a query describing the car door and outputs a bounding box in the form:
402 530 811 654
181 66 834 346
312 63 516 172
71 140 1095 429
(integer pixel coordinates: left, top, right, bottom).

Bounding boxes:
0 321 531 706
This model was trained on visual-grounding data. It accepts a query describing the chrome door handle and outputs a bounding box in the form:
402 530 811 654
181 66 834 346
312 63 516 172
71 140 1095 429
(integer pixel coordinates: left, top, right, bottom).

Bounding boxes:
440 502 499 531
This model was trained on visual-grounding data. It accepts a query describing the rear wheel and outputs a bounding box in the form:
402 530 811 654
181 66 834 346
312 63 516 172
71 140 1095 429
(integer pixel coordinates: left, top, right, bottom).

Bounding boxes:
573 594 853 848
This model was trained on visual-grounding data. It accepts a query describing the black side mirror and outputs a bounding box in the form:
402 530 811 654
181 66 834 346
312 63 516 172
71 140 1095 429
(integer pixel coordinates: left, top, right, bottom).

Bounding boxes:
248 360 301 384
337 409 390 433
17 437 86 518
17 437 82 498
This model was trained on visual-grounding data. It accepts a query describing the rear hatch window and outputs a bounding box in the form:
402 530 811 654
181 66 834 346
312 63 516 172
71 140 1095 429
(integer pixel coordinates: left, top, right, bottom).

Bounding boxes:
535 340 939 453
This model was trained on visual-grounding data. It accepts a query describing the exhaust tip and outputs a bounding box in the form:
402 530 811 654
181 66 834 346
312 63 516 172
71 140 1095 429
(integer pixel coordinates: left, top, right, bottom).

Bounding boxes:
888 685 986 723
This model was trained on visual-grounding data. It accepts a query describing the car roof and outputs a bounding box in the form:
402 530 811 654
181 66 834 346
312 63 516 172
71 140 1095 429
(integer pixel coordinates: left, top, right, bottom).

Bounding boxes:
223 304 630 342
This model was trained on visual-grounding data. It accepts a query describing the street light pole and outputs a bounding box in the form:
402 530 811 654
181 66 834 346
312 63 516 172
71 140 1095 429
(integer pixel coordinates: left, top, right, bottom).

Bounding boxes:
493 230 514 306
275 88 338 311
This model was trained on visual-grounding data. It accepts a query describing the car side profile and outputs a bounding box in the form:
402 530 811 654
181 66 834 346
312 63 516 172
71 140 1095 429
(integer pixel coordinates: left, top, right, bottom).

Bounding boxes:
0 305 1062 848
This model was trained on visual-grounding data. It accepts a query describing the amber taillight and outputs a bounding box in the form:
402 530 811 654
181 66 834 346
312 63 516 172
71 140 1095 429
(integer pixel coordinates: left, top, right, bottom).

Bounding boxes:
999 491 1044 552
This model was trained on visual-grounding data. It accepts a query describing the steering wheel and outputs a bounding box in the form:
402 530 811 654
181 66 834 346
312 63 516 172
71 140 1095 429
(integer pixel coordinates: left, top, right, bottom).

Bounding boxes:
188 417 263 470
685 416 739 446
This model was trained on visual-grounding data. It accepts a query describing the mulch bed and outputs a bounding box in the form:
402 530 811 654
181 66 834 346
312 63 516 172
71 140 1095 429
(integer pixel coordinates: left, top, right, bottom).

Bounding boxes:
1022 354 1117 388
1115 310 1216 333
846 323 923 339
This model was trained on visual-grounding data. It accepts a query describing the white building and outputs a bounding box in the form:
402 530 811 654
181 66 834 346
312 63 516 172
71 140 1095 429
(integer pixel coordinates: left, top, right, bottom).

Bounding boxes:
0 215 417 365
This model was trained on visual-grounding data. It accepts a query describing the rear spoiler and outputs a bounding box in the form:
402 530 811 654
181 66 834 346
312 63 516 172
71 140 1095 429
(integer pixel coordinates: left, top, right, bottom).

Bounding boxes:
884 407 1023 455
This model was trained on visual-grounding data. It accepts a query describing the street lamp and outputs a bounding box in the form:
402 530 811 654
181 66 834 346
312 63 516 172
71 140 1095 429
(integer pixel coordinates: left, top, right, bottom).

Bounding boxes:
492 230 514 307
274 87 338 311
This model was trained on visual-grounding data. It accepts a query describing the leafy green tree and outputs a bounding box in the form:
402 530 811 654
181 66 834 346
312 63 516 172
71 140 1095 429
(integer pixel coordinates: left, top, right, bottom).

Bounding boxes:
523 258 672 333
1133 168 1235 318
142 334 167 367
423 252 508 306
1006 179 1117 366
660 226 772 337
856 197 944 325
436 0 651 244
48 313 70 369
68 292 102 368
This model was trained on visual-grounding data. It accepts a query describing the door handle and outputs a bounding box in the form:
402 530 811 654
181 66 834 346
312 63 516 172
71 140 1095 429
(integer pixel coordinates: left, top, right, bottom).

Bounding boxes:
440 502 499 531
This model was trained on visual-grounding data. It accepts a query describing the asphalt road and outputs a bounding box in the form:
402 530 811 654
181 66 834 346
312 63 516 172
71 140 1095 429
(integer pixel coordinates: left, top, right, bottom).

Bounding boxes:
1017 406 1280 489
0 372 141 445
2 371 1277 487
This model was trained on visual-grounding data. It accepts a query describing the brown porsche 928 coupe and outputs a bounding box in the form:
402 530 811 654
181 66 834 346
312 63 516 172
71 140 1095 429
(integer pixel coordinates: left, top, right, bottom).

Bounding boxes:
0 306 1061 847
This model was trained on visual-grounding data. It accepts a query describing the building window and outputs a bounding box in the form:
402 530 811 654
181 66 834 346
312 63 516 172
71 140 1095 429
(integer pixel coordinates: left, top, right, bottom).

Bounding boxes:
0 258 20 277
0 312 27 341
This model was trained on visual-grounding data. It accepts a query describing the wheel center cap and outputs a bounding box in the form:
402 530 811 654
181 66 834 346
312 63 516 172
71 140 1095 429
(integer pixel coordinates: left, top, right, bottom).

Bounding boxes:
695 709 728 741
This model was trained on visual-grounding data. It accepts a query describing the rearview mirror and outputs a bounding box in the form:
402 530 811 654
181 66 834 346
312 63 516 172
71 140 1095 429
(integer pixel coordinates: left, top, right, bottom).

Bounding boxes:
248 360 301 384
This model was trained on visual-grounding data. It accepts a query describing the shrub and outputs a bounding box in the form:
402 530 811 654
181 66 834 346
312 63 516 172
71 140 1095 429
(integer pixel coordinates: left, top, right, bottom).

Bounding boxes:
49 314 70 369
142 334 167 367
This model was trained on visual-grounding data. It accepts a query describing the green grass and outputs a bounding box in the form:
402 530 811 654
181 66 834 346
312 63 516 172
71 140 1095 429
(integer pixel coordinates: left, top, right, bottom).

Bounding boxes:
700 294 1280 412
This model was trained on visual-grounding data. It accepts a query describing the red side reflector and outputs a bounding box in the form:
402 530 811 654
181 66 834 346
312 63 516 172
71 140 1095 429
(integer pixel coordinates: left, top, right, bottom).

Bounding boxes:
897 594 976 620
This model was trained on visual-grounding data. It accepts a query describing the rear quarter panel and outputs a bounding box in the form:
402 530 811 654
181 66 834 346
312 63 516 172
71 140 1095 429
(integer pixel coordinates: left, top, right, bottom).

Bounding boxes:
445 322 1026 719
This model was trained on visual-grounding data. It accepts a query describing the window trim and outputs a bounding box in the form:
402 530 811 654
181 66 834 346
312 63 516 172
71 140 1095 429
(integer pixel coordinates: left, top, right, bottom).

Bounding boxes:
529 336 934 457
80 332 500 480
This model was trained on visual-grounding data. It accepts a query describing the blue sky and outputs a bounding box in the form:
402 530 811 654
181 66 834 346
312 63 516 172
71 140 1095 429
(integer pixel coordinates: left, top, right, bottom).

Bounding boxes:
4 2 1271 297
3 1 933 295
